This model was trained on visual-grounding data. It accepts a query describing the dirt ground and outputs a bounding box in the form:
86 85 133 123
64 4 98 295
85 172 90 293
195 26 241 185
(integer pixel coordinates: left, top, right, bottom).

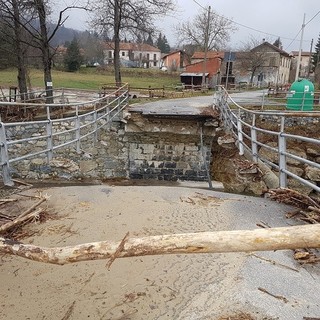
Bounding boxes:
0 182 253 320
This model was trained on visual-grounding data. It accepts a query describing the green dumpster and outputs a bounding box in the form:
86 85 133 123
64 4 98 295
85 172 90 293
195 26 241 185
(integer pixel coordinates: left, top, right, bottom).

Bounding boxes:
286 79 314 111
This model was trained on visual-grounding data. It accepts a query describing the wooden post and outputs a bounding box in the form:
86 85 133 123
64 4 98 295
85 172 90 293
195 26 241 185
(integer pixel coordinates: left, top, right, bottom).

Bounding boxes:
1 224 320 265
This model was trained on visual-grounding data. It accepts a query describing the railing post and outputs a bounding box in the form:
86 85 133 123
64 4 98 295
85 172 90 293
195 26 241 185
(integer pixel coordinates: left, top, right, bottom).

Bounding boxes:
251 114 258 162
46 106 53 162
75 106 80 153
93 103 98 143
0 122 13 186
278 116 287 188
237 114 244 156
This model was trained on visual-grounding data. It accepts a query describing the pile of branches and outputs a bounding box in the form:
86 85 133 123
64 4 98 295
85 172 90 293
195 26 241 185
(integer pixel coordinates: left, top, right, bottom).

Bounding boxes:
0 181 50 239
268 188 320 264
268 188 320 224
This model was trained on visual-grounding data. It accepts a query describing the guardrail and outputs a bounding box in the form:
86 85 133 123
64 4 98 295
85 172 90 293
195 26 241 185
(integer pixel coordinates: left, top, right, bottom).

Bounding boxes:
0 84 129 186
214 86 320 193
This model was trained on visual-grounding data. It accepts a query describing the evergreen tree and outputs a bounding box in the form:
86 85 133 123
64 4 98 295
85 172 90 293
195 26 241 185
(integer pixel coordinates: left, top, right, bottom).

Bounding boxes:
64 38 83 72
312 33 320 70
273 37 282 48
155 33 170 53
145 34 153 46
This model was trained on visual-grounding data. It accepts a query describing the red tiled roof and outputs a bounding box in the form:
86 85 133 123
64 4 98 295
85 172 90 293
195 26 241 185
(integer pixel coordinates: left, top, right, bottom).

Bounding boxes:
191 51 224 59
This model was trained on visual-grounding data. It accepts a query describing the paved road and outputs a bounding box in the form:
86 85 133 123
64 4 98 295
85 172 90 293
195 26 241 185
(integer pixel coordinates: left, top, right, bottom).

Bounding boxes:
129 90 268 114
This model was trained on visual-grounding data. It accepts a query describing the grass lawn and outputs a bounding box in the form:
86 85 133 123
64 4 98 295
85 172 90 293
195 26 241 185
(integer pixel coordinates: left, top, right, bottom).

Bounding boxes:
0 67 181 90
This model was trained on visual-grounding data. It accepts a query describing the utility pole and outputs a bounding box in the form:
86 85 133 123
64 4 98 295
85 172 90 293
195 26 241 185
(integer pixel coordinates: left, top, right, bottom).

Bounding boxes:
202 5 211 89
307 38 313 78
295 13 306 81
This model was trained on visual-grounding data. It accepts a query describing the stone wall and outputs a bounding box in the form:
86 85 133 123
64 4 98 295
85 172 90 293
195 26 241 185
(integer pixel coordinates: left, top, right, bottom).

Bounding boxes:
5 113 216 183
125 113 216 181
127 132 212 181
7 121 128 181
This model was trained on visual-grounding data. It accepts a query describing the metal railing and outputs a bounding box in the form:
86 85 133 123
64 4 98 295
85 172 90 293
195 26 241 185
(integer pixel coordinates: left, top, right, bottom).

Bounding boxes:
214 86 320 193
0 84 129 186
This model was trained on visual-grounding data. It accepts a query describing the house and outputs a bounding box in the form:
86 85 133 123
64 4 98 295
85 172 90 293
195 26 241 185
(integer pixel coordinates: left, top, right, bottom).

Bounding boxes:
191 51 223 64
161 50 189 71
180 52 223 87
220 42 292 88
289 51 312 82
103 42 161 68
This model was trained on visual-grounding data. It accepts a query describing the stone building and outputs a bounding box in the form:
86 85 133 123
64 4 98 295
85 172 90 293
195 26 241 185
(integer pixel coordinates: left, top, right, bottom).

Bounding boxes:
289 51 313 82
221 42 291 88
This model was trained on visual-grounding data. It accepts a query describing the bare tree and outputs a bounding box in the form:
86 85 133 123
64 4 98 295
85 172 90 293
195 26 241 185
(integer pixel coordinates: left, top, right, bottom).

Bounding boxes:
0 0 30 100
0 0 88 103
176 5 236 51
91 0 175 85
239 37 269 85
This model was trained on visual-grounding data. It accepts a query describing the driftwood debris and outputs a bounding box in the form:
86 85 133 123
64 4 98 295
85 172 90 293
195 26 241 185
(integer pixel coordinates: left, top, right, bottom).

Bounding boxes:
258 287 288 303
268 188 320 224
1 224 320 265
0 208 44 233
268 188 320 210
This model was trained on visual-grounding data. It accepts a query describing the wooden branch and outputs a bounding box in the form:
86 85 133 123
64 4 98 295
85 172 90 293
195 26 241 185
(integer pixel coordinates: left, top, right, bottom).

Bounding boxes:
309 206 320 214
258 287 288 303
20 197 47 218
12 179 33 187
0 208 43 233
1 224 320 265
106 232 129 270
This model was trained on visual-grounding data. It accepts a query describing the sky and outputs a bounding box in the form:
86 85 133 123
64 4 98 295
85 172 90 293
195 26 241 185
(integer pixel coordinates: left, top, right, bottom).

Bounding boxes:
60 0 320 53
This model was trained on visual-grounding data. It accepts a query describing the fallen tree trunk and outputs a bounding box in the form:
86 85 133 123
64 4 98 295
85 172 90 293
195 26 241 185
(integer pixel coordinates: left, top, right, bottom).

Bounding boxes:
1 224 320 265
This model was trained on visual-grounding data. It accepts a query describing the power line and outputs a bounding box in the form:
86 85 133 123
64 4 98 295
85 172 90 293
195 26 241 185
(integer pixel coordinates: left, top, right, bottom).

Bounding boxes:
306 10 320 26
190 0 314 45
191 0 206 10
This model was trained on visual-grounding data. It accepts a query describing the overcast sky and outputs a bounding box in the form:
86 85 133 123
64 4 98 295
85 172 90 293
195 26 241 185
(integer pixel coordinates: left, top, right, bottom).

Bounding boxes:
61 0 320 53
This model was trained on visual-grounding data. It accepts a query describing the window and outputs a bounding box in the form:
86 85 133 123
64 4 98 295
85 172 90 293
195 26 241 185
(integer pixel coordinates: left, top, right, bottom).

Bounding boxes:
108 51 112 58
153 54 156 60
154 61 157 67
122 51 125 57
147 53 150 60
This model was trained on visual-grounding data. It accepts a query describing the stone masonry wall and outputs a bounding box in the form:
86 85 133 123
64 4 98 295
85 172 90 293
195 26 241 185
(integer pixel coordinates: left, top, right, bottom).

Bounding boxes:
7 121 128 181
127 132 212 181
4 113 216 183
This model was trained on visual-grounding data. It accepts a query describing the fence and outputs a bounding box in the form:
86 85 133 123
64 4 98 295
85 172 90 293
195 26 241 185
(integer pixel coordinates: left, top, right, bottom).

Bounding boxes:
101 84 208 99
0 84 129 186
214 86 320 193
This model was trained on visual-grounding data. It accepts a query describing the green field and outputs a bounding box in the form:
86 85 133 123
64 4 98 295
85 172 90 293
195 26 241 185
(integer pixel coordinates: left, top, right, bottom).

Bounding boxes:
0 67 181 90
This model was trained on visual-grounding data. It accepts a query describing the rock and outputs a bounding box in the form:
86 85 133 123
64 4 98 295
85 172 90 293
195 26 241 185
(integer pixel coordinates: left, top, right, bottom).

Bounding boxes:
245 180 268 195
287 165 304 177
287 179 316 195
258 142 278 164
211 148 267 196
286 148 307 166
80 160 97 173
217 135 235 146
306 147 319 157
305 166 320 181
31 158 45 165
50 158 79 172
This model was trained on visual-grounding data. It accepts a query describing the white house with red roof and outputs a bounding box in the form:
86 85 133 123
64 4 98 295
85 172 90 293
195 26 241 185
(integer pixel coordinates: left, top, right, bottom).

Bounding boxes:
103 42 161 68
